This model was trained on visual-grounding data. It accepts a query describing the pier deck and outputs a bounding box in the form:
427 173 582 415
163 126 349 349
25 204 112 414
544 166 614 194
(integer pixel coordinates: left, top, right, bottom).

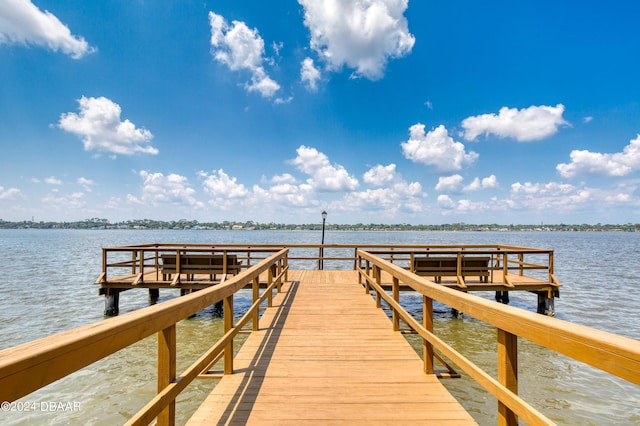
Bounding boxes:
187 270 477 425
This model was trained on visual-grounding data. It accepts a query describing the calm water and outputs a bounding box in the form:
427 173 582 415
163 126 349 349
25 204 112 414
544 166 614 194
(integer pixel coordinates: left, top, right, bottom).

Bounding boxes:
0 229 639 425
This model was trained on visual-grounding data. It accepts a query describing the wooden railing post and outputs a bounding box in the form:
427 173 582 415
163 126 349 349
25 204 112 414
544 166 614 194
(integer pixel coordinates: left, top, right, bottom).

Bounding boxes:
423 295 434 374
392 277 400 331
284 256 289 281
224 295 234 375
518 253 524 276
276 259 282 292
502 252 509 284
498 329 518 426
252 277 260 331
102 248 108 281
131 250 137 274
374 265 381 308
267 266 273 307
157 325 176 426
353 248 358 270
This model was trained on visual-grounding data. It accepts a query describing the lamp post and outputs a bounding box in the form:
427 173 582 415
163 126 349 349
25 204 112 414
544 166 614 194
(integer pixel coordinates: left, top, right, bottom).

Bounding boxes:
320 210 327 270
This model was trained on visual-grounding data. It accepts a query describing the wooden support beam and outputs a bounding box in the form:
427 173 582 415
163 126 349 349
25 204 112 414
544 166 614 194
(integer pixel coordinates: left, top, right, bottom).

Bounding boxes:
498 329 518 426
223 295 234 375
157 325 176 426
423 295 434 374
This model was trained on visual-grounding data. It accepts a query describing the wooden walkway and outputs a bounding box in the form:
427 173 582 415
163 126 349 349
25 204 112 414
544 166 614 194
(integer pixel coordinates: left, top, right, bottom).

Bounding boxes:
187 270 477 425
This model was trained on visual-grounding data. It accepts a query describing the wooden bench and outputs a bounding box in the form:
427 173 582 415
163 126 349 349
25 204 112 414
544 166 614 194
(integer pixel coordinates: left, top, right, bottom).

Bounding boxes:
160 254 242 283
412 256 490 283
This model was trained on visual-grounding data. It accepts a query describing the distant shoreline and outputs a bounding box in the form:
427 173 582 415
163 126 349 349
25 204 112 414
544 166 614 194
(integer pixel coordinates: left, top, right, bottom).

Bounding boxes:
1 219 638 232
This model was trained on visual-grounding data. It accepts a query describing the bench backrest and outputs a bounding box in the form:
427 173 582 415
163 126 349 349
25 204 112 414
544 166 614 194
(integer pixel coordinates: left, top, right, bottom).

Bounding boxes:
412 256 490 276
160 254 241 274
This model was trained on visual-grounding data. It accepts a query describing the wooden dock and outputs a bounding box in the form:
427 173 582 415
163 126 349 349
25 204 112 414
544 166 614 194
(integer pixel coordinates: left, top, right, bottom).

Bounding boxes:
3 245 640 426
187 270 477 425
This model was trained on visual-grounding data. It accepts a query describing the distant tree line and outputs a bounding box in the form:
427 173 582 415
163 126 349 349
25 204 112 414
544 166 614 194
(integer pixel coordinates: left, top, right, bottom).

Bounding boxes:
0 218 639 232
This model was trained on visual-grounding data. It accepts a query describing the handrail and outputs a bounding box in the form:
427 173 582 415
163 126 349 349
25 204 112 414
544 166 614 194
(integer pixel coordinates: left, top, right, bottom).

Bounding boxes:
0 249 289 425
99 243 556 278
357 249 640 426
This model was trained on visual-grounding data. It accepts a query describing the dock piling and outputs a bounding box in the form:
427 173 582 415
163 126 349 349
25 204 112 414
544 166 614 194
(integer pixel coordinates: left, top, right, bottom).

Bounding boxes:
104 289 120 316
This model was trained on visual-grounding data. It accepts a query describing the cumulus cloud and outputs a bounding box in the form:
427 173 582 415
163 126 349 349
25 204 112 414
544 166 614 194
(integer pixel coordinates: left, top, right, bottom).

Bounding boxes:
436 194 456 210
401 124 478 173
557 134 640 178
435 174 498 193
44 176 62 185
435 175 463 193
301 57 321 91
510 181 592 210
0 186 21 200
58 96 157 156
129 171 202 208
338 183 423 215
363 164 397 186
461 104 568 142
0 0 95 58
201 169 249 207
270 173 298 184
299 0 415 80
337 163 422 215
289 145 359 191
209 11 280 98
252 181 315 208
464 175 498 191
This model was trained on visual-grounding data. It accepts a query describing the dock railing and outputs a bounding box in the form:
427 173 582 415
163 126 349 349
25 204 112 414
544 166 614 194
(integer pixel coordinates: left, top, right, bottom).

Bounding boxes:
357 249 640 426
97 243 557 282
0 249 289 426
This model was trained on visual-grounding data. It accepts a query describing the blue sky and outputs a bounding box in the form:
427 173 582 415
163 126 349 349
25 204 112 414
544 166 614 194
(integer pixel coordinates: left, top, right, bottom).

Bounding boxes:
1 0 640 224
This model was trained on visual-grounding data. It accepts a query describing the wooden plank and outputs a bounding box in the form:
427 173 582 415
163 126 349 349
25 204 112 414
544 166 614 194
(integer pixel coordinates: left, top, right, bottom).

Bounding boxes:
187 271 477 425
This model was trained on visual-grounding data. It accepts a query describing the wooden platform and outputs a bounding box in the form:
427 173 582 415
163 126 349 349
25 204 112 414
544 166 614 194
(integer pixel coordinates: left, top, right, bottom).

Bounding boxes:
186 270 477 425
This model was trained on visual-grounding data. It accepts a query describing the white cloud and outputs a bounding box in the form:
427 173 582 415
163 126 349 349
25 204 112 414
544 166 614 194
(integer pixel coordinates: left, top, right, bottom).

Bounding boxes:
58 96 157 156
252 182 315 208
437 194 456 210
510 181 592 209
464 174 498 191
401 124 478 173
77 177 95 192
130 171 202 208
338 184 423 215
289 145 359 192
0 186 21 200
435 175 463 192
41 191 85 210
363 164 397 186
202 169 249 200
461 104 568 142
435 174 498 193
298 0 415 80
338 164 423 215
557 135 640 178
209 11 280 98
583 116 593 123
44 176 62 185
0 0 95 58
271 173 297 184
301 57 321 91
